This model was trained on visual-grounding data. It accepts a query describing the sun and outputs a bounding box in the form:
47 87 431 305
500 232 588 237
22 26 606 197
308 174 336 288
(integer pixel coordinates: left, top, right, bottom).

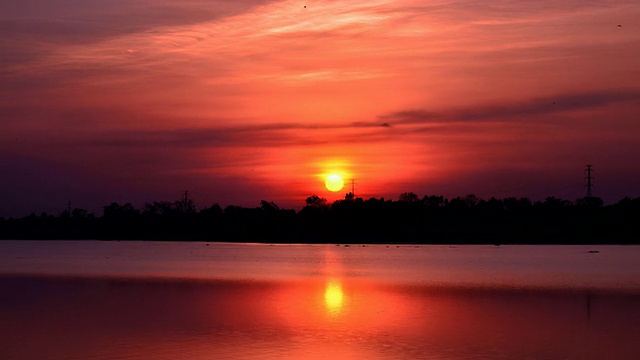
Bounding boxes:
325 174 344 192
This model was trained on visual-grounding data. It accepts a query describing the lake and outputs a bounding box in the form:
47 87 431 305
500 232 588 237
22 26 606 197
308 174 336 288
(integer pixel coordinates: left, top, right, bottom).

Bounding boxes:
1 241 640 359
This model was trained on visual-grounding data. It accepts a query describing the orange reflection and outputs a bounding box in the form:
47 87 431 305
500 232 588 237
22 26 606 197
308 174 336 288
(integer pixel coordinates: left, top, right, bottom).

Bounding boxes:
274 247 413 333
275 277 412 333
324 279 344 315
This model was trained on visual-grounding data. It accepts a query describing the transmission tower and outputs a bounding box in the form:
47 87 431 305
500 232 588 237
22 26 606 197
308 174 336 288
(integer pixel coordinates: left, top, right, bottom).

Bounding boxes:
181 190 195 212
585 165 594 197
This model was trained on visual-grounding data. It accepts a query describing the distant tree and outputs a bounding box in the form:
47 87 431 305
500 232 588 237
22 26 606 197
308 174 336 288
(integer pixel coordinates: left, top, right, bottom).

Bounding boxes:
477 197 505 216
143 201 175 216
6 192 640 243
575 196 604 208
399 192 419 203
199 203 223 216
260 200 280 212
305 195 327 207
71 208 88 219
103 202 138 218
463 194 479 207
175 194 196 214
449 196 466 210
613 197 640 211
503 197 532 213
423 195 445 208
539 196 572 208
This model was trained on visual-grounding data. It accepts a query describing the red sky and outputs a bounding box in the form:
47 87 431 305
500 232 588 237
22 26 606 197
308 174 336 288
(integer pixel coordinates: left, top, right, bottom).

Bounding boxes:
1 0 639 216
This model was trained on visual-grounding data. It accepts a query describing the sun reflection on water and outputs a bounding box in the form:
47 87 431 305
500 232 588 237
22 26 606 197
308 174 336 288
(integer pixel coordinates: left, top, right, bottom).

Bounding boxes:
324 279 344 315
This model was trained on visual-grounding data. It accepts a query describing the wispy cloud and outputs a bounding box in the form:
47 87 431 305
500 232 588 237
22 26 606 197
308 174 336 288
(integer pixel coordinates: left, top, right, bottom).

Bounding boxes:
381 89 640 124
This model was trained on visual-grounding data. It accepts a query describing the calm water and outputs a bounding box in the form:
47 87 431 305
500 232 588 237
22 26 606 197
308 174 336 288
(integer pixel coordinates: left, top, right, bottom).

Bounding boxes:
1 241 640 359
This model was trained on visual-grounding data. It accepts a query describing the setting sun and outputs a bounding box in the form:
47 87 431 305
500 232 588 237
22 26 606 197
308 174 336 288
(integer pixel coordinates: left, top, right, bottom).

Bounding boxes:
325 174 344 192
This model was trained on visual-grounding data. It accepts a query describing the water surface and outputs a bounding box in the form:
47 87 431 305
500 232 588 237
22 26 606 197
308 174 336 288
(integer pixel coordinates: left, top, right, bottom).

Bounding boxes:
1 241 639 359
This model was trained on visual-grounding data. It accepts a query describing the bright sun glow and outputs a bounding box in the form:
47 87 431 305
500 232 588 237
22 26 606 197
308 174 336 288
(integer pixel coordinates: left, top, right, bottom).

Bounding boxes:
325 174 344 192
324 280 344 313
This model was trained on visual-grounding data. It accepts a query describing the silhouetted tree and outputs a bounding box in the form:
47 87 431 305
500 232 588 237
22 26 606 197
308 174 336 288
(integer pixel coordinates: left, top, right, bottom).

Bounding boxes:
71 208 89 219
103 202 138 218
423 195 446 208
260 200 280 212
199 203 223 217
3 193 640 244
464 194 480 207
539 196 572 208
175 195 196 214
305 195 327 207
503 197 532 213
143 201 176 216
399 192 419 203
575 196 604 208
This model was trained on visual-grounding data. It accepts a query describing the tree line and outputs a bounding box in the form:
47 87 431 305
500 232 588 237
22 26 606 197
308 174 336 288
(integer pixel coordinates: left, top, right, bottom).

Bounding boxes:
1 193 638 244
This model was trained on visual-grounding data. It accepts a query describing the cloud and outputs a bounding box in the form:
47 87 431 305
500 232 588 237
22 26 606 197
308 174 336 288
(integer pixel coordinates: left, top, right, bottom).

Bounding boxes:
90 121 390 150
380 88 640 124
0 0 274 69
0 0 273 43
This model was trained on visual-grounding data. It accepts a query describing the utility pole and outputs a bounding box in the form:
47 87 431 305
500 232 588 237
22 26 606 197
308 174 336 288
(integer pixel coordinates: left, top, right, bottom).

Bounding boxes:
351 179 355 196
585 165 594 197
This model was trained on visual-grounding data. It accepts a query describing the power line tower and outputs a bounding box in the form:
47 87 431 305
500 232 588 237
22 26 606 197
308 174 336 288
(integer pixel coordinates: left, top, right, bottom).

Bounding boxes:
585 165 594 197
180 190 195 212
343 179 357 201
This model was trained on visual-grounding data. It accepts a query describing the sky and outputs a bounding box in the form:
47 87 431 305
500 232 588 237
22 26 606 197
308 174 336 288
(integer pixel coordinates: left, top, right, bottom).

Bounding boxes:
1 0 639 217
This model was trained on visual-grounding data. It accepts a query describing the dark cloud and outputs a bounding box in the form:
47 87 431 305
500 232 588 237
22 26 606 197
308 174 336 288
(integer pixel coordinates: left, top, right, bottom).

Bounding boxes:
381 88 640 125
8 88 638 156
91 125 352 150
76 118 393 151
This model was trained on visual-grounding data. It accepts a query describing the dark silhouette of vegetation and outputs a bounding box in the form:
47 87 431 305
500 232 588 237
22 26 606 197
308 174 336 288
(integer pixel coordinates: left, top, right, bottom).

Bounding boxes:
1 193 639 244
